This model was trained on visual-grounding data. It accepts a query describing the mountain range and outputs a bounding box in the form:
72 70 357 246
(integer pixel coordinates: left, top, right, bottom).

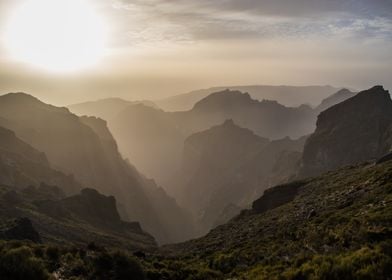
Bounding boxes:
71 87 354 189
156 85 342 111
68 86 359 235
1 85 391 279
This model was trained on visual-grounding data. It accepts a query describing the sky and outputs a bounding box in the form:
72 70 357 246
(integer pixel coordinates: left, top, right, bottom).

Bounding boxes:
0 0 391 105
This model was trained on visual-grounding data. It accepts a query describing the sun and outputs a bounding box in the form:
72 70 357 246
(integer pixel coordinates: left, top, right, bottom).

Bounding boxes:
4 0 108 72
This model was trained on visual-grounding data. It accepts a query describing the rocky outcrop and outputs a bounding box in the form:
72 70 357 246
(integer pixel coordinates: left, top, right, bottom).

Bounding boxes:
0 185 157 249
0 217 41 243
38 188 146 234
300 86 392 177
252 181 305 214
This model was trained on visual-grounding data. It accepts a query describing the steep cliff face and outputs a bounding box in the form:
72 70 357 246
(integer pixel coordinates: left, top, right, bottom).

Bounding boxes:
0 126 81 194
176 120 269 213
80 116 194 243
300 86 392 177
0 93 192 244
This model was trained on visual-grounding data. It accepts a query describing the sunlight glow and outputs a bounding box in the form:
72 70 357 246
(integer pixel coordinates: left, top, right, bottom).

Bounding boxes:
4 0 108 72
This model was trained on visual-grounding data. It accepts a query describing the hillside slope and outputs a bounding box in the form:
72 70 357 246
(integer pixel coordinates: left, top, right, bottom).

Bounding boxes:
150 159 392 279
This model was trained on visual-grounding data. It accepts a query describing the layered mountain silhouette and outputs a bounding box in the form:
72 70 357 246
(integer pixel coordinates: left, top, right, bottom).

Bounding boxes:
0 85 391 279
156 85 341 111
0 92 193 244
107 90 316 185
300 86 392 177
70 88 356 189
68 98 158 121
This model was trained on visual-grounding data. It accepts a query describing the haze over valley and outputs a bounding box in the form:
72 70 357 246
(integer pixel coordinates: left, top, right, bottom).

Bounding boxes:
0 0 391 279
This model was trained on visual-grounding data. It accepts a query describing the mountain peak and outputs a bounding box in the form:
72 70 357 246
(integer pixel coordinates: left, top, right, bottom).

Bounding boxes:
192 89 254 111
2 92 41 103
222 119 235 126
301 85 392 177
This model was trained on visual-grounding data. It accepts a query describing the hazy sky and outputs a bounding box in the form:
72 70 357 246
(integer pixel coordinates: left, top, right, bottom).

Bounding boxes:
0 0 391 104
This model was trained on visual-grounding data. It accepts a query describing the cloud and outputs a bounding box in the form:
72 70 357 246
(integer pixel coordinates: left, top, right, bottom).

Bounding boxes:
107 0 392 47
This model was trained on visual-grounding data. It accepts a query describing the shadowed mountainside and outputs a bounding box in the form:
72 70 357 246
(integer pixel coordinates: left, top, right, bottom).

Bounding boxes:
300 86 392 178
0 126 81 194
0 93 193 244
171 119 307 234
0 185 156 250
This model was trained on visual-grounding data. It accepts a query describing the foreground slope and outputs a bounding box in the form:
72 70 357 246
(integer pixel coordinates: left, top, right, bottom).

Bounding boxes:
1 151 390 279
153 159 392 279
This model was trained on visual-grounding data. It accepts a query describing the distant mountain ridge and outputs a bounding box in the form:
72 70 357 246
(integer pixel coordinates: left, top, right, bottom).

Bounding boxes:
68 98 158 121
156 85 342 111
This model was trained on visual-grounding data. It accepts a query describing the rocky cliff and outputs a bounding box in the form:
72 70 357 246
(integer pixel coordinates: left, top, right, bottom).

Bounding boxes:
300 86 392 177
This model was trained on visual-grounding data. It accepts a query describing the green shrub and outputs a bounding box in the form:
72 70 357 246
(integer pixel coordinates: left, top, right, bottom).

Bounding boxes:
0 246 49 280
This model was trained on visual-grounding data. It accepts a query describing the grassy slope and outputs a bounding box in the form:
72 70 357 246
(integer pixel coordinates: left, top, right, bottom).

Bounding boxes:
143 160 392 279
